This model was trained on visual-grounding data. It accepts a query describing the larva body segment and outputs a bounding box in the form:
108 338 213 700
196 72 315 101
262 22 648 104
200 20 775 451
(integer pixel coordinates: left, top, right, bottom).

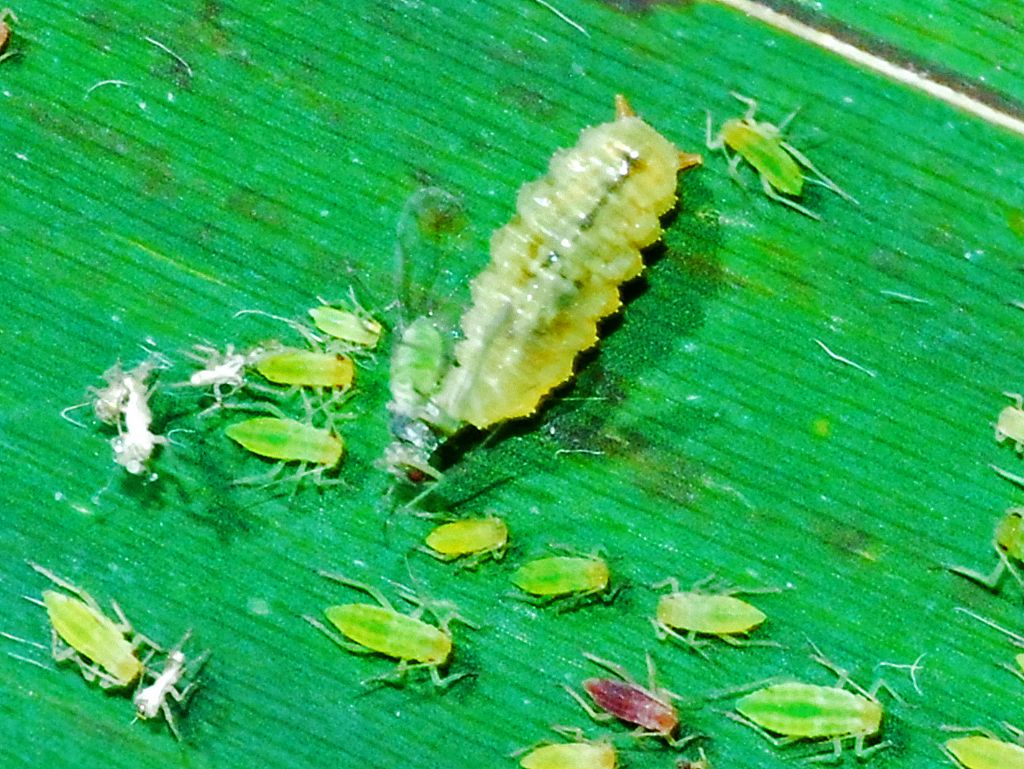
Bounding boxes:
434 113 682 428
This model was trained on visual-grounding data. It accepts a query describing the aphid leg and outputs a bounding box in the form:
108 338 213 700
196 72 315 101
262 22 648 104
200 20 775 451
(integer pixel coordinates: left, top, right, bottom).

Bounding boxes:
582 652 635 683
563 684 617 723
427 662 470 689
27 562 108 619
759 175 822 220
678 151 703 171
728 92 759 122
651 577 682 593
645 651 683 702
717 633 782 650
651 619 711 658
705 111 727 152
391 581 478 632
946 553 1007 590
318 573 397 612
780 141 859 204
724 710 803 748
725 152 746 187
850 734 891 761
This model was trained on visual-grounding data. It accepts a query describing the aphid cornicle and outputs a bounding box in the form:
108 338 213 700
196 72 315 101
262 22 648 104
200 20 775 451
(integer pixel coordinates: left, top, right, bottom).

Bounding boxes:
706 92 856 220
384 95 701 478
947 507 1024 596
303 573 475 688
943 725 1024 769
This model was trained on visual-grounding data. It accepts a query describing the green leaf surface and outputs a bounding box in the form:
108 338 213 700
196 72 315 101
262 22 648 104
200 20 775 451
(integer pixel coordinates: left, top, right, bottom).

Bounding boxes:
3 1 1023 768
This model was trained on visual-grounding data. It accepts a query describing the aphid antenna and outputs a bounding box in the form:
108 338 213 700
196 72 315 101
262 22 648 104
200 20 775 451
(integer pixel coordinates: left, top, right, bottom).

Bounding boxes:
807 640 900 704
317 572 396 612
940 724 1001 739
992 463 1024 489
233 309 323 348
954 606 1024 645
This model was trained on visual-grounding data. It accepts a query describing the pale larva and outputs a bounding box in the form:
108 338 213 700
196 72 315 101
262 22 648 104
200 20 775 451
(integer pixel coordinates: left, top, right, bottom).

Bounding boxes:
385 95 701 479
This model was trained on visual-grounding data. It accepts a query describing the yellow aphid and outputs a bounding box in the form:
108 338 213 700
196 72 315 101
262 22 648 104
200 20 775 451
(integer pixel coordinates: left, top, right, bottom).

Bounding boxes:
519 739 617 769
422 517 509 563
308 305 383 349
943 725 1024 769
27 562 151 689
433 95 700 429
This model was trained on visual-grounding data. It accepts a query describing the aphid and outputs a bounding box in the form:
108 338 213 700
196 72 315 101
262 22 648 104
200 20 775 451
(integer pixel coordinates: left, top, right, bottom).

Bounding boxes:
133 631 208 740
224 416 343 483
954 607 1024 683
729 647 891 761
947 507 1024 596
511 552 611 605
383 317 454 481
422 516 508 565
0 8 17 63
60 357 161 428
706 92 856 220
996 393 1024 453
943 724 1024 769
177 343 266 408
385 95 701 476
651 576 778 651
110 364 166 476
254 348 355 389
24 562 154 689
565 652 688 746
308 304 383 349
517 727 617 769
303 573 474 688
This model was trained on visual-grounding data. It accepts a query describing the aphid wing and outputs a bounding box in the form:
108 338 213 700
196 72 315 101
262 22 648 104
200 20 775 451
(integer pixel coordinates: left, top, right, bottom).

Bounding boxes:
435 116 680 428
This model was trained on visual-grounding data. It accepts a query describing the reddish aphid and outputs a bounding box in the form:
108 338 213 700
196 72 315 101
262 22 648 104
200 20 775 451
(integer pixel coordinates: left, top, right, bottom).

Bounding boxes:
583 677 678 734
565 652 689 746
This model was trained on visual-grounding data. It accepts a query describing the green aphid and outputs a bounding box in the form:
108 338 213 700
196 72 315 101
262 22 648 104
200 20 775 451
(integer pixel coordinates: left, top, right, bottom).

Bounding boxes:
652 576 779 652
225 417 342 466
382 316 456 481
254 348 354 388
303 573 474 688
947 507 1024 597
422 517 508 565
706 92 857 220
730 647 891 761
511 553 611 605
943 724 1024 769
